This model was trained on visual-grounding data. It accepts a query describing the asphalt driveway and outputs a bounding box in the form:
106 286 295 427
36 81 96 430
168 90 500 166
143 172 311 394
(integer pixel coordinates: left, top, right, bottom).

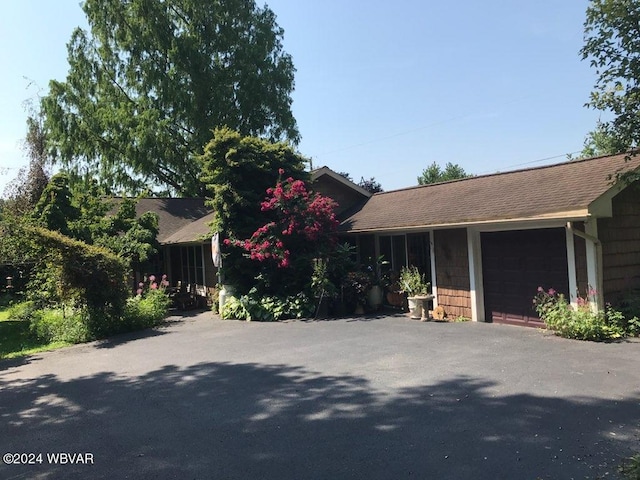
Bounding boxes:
1 312 639 479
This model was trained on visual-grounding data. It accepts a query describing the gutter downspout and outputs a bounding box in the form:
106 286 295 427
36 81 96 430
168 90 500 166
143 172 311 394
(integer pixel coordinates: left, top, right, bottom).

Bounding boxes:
566 222 604 311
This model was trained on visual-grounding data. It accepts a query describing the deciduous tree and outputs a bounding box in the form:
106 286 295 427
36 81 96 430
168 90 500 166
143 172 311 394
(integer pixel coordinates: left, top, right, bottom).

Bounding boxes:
581 0 640 167
417 162 470 185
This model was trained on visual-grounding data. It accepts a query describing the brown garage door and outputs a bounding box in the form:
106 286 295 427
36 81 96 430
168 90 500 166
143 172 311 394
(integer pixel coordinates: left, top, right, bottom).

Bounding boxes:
481 228 568 327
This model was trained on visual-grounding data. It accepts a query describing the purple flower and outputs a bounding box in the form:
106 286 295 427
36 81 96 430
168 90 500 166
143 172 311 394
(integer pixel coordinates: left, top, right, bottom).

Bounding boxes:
149 275 156 283
548 288 556 296
136 288 143 296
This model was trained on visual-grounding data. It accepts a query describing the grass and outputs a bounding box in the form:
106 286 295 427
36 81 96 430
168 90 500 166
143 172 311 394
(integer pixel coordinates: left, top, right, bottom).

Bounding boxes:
0 307 71 359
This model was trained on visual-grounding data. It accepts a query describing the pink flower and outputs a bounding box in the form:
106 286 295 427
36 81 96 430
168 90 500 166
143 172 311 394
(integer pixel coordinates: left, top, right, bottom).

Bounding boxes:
537 286 544 292
548 288 556 296
150 282 158 290
278 168 285 175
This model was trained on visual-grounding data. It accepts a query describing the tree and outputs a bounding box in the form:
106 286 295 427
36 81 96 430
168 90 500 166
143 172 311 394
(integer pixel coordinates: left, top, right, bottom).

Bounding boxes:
336 172 384 193
579 121 629 159
581 0 640 160
2 108 50 217
31 173 159 270
417 162 470 185
41 0 299 196
200 128 309 291
358 177 384 194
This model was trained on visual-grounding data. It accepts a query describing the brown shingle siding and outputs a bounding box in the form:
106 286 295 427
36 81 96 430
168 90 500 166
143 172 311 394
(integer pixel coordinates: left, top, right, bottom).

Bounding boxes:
600 185 640 302
434 229 471 319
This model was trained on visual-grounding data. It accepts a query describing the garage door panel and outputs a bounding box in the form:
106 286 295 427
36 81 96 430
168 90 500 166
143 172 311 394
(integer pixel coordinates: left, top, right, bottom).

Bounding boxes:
481 229 568 327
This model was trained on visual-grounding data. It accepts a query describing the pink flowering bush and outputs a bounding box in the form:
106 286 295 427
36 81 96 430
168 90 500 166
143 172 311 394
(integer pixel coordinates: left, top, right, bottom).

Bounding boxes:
226 171 339 297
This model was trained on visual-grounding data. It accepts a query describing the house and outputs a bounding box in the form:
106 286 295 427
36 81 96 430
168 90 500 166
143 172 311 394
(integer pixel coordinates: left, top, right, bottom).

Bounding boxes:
340 152 640 326
136 153 640 325
134 168 370 301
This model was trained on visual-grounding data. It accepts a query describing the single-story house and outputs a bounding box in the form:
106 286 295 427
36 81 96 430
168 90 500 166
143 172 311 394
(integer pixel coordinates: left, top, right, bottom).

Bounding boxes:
136 152 640 326
134 168 371 301
340 152 640 326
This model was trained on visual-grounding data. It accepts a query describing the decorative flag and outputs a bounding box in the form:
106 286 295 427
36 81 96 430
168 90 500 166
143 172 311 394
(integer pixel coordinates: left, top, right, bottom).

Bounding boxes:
212 233 221 268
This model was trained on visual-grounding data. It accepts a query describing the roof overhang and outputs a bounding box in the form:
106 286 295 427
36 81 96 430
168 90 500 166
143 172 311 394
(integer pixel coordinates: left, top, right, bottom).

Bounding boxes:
341 209 591 235
311 166 372 198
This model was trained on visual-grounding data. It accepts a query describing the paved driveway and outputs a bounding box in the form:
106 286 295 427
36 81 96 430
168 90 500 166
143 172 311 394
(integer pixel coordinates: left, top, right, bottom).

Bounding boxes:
1 313 639 479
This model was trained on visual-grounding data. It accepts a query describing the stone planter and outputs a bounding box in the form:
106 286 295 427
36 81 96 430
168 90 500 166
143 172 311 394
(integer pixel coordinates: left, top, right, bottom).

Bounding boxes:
407 295 433 320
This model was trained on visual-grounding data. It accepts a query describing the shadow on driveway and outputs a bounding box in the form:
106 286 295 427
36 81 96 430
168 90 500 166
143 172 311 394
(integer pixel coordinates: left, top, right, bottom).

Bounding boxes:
1 360 638 479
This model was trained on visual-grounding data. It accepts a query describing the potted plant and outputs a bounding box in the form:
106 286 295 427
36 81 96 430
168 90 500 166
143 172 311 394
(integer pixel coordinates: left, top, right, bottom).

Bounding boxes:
365 255 389 310
343 271 370 315
399 266 432 320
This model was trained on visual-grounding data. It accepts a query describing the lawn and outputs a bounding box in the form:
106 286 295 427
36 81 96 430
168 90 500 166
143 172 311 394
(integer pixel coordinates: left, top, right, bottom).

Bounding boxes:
0 308 70 359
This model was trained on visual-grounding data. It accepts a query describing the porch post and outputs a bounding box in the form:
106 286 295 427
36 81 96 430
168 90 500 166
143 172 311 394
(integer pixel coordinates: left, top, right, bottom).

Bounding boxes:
565 225 578 308
429 230 438 309
584 219 603 310
466 228 485 322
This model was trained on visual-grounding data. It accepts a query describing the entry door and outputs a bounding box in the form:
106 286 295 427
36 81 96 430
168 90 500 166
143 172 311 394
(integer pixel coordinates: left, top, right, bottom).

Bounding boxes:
481 229 568 326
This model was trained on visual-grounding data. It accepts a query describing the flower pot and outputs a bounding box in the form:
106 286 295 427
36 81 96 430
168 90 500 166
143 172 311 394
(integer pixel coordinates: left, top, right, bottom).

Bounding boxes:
407 295 433 320
407 296 423 319
367 285 384 310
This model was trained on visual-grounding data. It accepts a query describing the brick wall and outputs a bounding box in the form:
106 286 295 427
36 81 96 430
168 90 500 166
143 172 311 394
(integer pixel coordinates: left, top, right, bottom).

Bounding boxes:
434 229 471 319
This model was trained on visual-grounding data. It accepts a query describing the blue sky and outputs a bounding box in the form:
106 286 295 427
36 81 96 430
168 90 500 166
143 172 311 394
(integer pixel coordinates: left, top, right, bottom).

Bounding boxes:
0 0 600 194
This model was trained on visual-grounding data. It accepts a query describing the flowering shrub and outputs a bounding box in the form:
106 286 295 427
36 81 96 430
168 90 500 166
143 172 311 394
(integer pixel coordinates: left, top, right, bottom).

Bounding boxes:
228 170 338 270
533 287 627 341
136 274 169 296
226 170 339 299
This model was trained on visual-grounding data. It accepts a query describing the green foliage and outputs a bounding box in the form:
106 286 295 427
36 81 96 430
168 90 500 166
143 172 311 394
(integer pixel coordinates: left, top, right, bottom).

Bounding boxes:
532 287 634 341
123 289 171 330
399 266 430 296
221 290 313 321
581 0 640 176
201 128 309 237
7 301 37 323
417 162 470 185
619 453 640 480
41 0 298 196
31 174 159 269
200 128 309 292
579 121 629 159
30 226 129 336
32 173 78 236
614 289 640 336
29 308 90 344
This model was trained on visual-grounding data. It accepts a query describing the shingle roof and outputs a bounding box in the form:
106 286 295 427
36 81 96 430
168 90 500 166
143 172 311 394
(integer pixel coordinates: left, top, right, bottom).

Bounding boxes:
341 152 640 233
133 198 211 243
162 211 216 244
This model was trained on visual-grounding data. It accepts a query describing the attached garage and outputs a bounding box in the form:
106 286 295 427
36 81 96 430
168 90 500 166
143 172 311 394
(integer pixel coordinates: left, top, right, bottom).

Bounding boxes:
481 228 569 326
340 152 640 324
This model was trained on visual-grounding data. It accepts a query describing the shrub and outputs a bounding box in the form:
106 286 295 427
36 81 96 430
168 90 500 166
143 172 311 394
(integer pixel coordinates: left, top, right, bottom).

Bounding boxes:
29 308 90 344
222 290 313 321
533 287 626 341
123 289 171 330
7 301 37 322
